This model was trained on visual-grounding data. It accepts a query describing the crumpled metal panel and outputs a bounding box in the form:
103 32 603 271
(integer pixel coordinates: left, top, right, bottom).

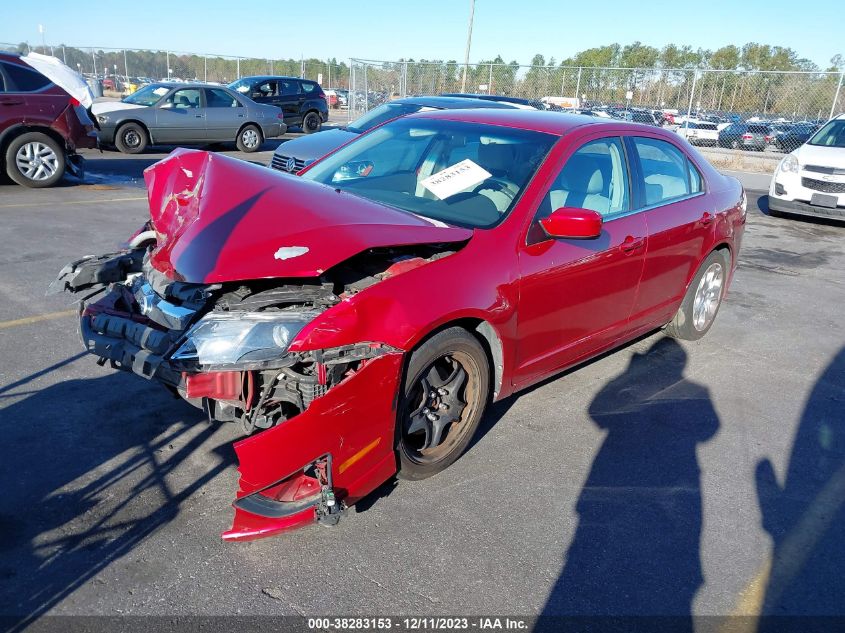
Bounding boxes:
142 149 472 284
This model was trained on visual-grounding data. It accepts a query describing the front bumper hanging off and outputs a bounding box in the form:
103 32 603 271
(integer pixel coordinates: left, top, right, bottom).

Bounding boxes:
224 352 403 541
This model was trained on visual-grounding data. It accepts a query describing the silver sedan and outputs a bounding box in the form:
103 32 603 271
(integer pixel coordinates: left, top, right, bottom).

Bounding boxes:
92 83 286 154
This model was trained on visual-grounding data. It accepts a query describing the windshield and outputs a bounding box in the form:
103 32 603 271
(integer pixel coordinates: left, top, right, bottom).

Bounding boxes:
300 118 556 229
808 119 845 148
347 102 429 134
227 78 252 94
123 84 169 106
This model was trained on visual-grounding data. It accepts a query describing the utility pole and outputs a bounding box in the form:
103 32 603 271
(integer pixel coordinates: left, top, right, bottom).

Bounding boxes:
460 0 475 92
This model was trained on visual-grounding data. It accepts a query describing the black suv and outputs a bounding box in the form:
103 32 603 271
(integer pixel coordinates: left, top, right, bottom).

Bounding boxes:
228 76 329 133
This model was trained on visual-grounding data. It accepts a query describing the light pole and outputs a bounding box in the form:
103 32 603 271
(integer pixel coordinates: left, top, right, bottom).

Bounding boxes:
38 24 45 53
460 0 475 92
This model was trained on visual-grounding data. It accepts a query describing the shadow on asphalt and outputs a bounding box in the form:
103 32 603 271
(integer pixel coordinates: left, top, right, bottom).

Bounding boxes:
0 366 234 629
539 338 718 631
755 346 845 627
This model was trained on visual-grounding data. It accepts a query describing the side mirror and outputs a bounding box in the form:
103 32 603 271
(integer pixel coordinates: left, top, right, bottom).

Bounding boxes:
539 207 603 240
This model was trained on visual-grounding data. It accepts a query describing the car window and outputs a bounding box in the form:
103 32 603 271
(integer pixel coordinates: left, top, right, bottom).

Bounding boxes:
206 88 239 108
748 125 769 134
255 81 277 97
301 82 318 94
279 80 300 96
0 71 5 92
1 61 51 92
688 161 703 194
162 88 201 109
537 137 629 221
633 137 692 205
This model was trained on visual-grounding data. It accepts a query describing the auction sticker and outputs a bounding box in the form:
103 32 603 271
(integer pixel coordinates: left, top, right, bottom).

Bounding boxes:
421 159 492 200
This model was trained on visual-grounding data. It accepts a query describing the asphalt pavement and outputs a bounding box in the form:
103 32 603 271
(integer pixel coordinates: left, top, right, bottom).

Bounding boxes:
0 154 843 625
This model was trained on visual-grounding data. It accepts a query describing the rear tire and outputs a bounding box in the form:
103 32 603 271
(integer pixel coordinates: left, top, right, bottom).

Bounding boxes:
5 132 65 188
302 111 322 134
665 250 730 341
396 327 490 480
236 124 263 152
115 122 148 154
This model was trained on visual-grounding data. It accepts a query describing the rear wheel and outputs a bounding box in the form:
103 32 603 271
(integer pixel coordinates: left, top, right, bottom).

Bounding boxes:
302 111 322 134
236 124 262 152
397 327 489 480
5 132 65 188
665 250 730 341
115 122 148 154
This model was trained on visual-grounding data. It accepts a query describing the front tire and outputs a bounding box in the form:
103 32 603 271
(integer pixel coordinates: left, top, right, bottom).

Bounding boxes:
115 122 148 154
5 132 65 188
665 250 730 341
397 327 490 480
302 111 322 134
236 124 263 152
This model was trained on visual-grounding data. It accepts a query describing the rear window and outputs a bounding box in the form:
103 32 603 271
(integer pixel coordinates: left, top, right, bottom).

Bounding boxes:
748 125 769 134
1 61 51 92
699 123 717 131
301 81 322 95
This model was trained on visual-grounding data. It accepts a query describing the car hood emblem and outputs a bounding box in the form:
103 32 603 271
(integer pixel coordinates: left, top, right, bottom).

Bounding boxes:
285 157 296 172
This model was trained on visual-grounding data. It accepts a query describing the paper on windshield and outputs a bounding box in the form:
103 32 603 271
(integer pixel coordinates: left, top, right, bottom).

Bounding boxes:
420 159 492 200
22 52 94 108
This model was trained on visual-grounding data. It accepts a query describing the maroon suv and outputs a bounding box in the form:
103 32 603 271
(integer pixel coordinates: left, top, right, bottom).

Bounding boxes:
0 53 97 187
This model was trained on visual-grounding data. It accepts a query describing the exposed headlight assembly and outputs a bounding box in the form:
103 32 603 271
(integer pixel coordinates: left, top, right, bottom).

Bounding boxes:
779 154 799 173
171 311 319 370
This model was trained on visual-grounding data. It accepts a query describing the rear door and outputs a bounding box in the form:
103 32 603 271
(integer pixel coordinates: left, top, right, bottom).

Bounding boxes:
153 88 207 142
203 88 245 141
0 60 66 132
625 134 715 331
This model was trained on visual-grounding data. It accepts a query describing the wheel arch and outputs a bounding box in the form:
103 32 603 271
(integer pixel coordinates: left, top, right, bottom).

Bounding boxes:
0 125 68 162
237 121 263 137
114 119 152 144
407 316 505 401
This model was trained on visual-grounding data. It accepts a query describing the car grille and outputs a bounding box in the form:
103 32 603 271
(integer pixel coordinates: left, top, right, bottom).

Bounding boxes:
271 154 307 173
804 164 845 176
802 177 845 194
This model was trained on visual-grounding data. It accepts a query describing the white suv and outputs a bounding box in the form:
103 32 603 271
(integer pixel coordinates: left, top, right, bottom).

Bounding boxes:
676 120 719 146
769 114 845 219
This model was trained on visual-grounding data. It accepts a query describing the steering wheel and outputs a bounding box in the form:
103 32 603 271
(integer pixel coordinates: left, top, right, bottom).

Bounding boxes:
471 178 513 195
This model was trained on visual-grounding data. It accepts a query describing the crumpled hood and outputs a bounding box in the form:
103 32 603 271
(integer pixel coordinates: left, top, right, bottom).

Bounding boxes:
143 149 472 284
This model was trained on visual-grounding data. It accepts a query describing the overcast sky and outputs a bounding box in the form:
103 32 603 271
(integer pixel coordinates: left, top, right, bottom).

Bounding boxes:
4 0 841 68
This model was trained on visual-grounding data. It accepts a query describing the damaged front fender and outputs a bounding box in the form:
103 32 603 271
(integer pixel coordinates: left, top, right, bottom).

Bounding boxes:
223 352 403 541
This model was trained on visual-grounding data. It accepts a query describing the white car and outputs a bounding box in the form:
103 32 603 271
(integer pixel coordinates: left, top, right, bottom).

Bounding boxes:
676 120 719 146
769 114 845 219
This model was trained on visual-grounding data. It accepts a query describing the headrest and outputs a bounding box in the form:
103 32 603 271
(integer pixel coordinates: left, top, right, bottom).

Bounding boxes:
561 154 604 194
478 143 515 174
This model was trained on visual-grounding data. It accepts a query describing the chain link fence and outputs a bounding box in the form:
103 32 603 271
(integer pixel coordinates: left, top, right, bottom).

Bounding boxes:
349 59 845 150
1 42 350 92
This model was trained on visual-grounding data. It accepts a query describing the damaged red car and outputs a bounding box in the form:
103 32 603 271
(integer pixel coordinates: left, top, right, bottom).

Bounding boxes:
51 110 746 541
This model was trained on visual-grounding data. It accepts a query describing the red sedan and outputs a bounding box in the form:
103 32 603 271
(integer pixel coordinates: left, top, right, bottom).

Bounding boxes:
52 109 745 541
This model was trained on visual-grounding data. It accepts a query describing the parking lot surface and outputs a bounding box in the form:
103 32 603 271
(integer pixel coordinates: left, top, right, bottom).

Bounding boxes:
0 159 843 622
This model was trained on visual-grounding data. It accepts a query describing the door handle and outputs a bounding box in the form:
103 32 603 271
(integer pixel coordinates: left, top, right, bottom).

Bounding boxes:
700 212 713 226
620 235 645 253
195 114 204 118
0 99 24 106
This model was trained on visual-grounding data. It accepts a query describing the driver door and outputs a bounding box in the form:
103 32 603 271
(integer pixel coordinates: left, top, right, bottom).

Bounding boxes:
153 88 207 142
514 134 647 389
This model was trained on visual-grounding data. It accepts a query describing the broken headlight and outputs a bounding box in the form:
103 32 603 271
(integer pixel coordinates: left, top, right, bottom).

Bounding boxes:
171 311 319 369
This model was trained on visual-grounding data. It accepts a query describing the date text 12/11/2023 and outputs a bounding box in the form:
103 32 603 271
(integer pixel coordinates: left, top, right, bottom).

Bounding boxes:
306 617 528 630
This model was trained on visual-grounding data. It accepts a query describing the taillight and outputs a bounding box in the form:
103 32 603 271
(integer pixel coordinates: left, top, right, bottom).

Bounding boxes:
69 97 81 107
742 133 753 140
277 113 284 119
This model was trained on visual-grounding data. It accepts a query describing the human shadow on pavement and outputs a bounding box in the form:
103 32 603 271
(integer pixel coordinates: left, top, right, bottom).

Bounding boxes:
0 368 236 630
539 338 720 632
754 346 845 628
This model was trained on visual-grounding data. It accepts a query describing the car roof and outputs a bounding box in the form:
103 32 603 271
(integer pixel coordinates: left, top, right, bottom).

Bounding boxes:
151 82 233 90
403 108 663 136
392 95 516 109
234 75 312 82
